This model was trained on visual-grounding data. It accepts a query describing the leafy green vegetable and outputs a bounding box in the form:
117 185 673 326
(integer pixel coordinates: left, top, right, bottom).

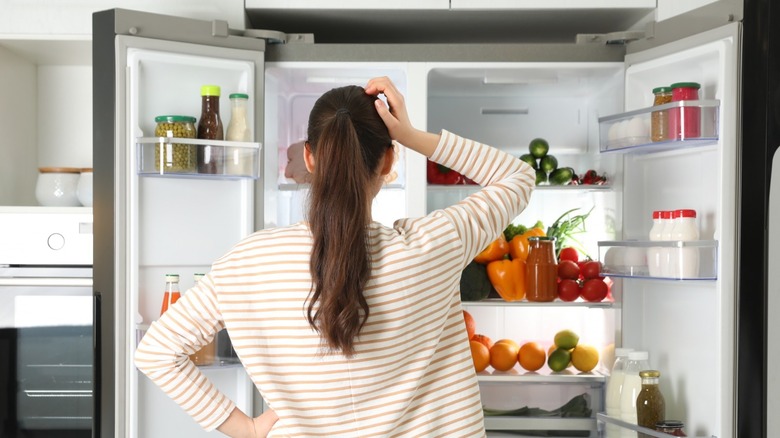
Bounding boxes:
546 207 594 258
459 261 495 301
503 220 545 242
482 393 591 418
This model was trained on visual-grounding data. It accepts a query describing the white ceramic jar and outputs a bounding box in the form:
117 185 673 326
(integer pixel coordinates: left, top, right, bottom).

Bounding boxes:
77 168 93 207
36 167 81 206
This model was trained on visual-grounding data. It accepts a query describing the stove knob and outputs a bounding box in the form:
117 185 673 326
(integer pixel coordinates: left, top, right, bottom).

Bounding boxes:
48 233 65 250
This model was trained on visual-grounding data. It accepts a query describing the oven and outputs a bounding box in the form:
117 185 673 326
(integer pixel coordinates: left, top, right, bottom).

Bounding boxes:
0 207 93 438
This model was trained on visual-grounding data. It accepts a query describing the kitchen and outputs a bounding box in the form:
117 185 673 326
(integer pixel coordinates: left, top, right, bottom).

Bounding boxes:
0 1 777 437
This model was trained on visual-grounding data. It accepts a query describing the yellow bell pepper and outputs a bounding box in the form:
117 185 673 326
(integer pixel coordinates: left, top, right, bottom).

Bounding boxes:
486 258 527 302
474 235 509 264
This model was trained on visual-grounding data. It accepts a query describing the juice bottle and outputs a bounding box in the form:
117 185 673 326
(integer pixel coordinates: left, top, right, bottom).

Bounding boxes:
160 274 181 316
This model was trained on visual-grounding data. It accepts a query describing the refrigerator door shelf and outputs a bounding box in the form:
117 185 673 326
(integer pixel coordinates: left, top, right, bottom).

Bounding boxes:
598 100 720 153
598 240 718 280
137 137 262 179
596 413 717 438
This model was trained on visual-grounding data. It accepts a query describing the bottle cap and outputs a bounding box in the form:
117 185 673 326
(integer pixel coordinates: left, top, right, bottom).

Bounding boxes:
652 86 672 93
528 236 555 242
229 93 249 99
660 210 672 219
165 274 180 282
194 273 205 281
652 211 663 219
673 209 697 218
628 351 649 360
670 82 701 90
615 348 634 357
639 369 661 378
201 85 221 96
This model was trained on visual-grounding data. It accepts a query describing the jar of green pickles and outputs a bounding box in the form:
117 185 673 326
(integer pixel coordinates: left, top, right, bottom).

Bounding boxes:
154 115 197 172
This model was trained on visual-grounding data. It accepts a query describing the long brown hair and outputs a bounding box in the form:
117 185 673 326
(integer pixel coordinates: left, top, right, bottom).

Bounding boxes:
305 85 392 357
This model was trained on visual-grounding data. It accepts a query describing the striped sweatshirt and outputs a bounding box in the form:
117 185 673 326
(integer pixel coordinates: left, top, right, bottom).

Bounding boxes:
135 130 535 437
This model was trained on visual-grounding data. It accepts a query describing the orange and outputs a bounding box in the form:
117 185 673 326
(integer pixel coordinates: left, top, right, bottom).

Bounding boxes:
489 341 519 372
496 338 520 350
518 341 546 372
471 334 494 351
469 340 490 373
463 310 476 340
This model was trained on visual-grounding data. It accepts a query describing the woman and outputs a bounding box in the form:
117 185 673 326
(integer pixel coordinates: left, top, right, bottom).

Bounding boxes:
135 77 535 437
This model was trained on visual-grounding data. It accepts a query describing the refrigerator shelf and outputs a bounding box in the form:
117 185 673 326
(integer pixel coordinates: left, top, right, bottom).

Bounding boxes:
278 183 405 191
484 416 595 433
596 413 717 438
427 184 613 192
598 99 720 153
598 240 718 280
137 137 262 179
477 367 607 384
463 298 613 308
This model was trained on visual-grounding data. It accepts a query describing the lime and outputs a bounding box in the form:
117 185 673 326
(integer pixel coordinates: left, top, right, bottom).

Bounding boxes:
535 168 548 186
554 329 579 350
549 167 574 185
529 138 550 159
539 155 558 173
519 153 538 169
547 348 572 372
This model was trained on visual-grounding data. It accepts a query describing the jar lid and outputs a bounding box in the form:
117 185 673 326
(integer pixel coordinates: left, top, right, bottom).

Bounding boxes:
639 369 661 377
165 274 180 282
656 420 685 428
528 236 555 242
673 209 697 218
194 273 205 280
670 81 701 89
652 86 672 93
39 167 81 174
155 115 196 123
615 348 634 357
201 85 221 96
229 93 249 99
628 351 649 360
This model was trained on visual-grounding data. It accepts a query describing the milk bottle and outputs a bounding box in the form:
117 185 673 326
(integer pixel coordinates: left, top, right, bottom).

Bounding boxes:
605 348 634 437
619 351 650 437
670 209 699 278
646 211 666 277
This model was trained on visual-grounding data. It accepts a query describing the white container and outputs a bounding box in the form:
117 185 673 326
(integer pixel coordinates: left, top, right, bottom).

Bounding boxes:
670 209 700 278
647 210 667 277
225 93 252 176
619 350 650 436
659 210 675 277
605 347 634 437
35 167 81 206
76 168 93 207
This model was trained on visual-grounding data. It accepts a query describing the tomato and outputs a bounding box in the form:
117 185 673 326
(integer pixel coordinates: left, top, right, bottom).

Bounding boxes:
557 260 580 280
557 279 581 302
581 261 602 280
558 247 579 263
581 278 608 302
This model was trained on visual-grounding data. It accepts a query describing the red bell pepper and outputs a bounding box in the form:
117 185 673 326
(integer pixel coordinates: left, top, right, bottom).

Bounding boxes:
427 160 465 185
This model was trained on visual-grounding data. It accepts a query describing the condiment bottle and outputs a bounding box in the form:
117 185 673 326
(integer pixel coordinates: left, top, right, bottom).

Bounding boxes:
160 274 181 316
226 93 251 176
647 211 666 277
668 82 701 140
525 237 558 302
651 86 673 142
669 209 700 278
655 420 687 436
605 347 634 438
636 370 666 438
189 273 216 366
619 351 650 437
197 85 224 174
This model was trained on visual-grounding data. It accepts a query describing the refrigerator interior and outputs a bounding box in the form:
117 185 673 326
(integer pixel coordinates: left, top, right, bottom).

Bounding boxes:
617 24 738 437
123 41 258 437
263 64 412 229
425 63 624 435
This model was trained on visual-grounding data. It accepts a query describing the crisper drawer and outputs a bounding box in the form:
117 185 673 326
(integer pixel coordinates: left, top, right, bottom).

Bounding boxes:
480 380 603 437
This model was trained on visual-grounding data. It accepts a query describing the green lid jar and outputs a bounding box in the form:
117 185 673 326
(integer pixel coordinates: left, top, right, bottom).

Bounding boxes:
154 115 197 173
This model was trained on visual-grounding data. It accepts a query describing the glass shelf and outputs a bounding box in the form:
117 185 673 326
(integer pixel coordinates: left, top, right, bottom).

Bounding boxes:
598 240 718 280
597 413 717 438
427 183 612 192
137 137 262 179
477 367 607 384
484 416 595 433
463 298 614 308
598 99 720 153
279 182 405 191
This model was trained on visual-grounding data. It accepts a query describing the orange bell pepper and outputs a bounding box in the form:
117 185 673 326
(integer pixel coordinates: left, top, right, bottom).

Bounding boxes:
474 235 509 264
486 258 527 301
509 227 546 262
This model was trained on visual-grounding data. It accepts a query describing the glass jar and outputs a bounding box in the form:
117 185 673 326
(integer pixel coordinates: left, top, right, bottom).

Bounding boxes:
154 115 197 173
636 370 666 437
525 237 558 302
655 420 687 436
668 82 701 140
226 93 252 176
197 85 224 174
650 86 673 142
160 274 181 316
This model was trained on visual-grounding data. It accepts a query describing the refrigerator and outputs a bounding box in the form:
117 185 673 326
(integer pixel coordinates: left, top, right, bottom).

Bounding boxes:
91 4 774 438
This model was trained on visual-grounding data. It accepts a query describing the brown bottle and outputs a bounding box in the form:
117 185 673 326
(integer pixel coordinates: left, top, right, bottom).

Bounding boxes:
197 85 224 174
525 237 558 302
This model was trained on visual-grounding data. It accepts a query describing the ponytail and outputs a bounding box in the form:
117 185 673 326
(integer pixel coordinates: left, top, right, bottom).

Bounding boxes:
305 86 391 357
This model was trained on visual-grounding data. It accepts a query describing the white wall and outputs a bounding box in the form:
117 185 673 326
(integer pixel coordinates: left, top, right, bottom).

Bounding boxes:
656 0 719 22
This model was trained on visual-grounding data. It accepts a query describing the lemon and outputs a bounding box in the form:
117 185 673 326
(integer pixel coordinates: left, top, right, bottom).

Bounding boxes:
554 329 580 350
547 348 572 372
571 344 600 373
